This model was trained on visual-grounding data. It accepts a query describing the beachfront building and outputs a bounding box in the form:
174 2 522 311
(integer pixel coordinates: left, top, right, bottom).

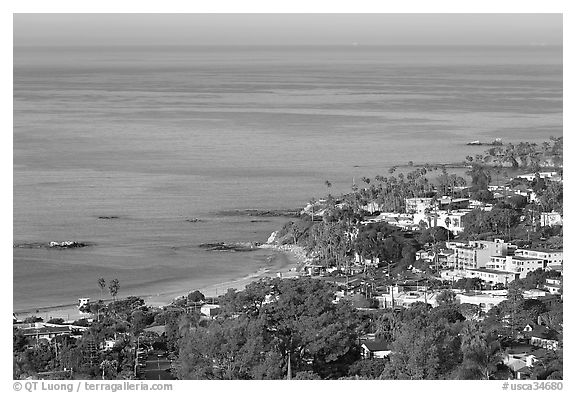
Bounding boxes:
448 239 515 270
15 322 89 343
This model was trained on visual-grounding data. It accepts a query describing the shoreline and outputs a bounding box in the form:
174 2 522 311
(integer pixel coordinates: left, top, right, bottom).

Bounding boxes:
14 243 307 321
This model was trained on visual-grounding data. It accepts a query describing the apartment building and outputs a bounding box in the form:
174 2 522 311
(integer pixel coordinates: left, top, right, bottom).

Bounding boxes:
487 255 545 279
449 239 515 270
514 249 563 268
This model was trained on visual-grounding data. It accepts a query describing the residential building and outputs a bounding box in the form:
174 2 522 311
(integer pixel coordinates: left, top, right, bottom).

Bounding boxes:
522 289 548 299
102 338 120 351
16 323 88 343
545 264 563 275
413 209 470 233
522 323 559 351
487 255 545 279
200 304 221 318
469 199 493 211
455 292 508 313
375 286 439 309
405 197 434 214
449 239 514 270
360 340 392 359
514 249 563 268
463 268 519 286
437 197 470 211
503 350 540 380
516 171 558 182
78 298 90 308
540 212 563 227
544 278 562 295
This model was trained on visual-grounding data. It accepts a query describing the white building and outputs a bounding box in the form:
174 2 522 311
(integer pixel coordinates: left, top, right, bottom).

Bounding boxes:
514 249 563 268
456 292 508 313
487 255 545 279
448 239 515 270
200 304 221 318
540 212 563 227
544 278 562 295
413 209 470 234
516 171 558 182
405 197 434 214
463 268 519 285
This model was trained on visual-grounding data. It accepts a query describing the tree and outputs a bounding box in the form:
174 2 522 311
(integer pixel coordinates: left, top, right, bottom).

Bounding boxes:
348 358 388 379
459 303 481 321
381 317 461 379
178 277 361 380
418 226 449 245
453 278 483 292
436 290 457 307
466 164 491 191
109 279 120 304
456 322 502 380
187 290 205 303
98 278 106 299
530 350 563 380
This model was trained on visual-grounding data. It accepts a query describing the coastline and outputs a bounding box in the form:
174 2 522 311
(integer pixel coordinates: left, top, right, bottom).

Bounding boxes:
14 243 308 321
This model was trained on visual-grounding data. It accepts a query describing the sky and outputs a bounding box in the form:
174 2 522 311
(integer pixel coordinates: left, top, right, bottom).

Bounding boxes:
13 13 562 46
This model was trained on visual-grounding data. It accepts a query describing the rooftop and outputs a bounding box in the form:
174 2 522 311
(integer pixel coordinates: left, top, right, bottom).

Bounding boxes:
512 256 544 261
517 248 563 254
362 340 392 352
468 268 515 275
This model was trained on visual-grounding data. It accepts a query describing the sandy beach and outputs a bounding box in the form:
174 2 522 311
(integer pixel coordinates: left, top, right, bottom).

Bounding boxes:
14 245 307 322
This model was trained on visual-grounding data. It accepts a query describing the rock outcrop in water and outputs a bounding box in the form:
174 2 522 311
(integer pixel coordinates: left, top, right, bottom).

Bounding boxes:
198 242 260 252
49 241 89 249
185 218 204 223
14 241 91 249
217 209 302 218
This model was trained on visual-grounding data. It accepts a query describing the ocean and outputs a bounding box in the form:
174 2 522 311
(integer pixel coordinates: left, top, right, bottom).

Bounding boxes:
13 45 562 312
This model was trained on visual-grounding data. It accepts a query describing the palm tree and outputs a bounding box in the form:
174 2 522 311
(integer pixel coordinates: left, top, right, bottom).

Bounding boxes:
98 278 106 300
109 279 120 304
309 198 316 222
97 277 106 321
